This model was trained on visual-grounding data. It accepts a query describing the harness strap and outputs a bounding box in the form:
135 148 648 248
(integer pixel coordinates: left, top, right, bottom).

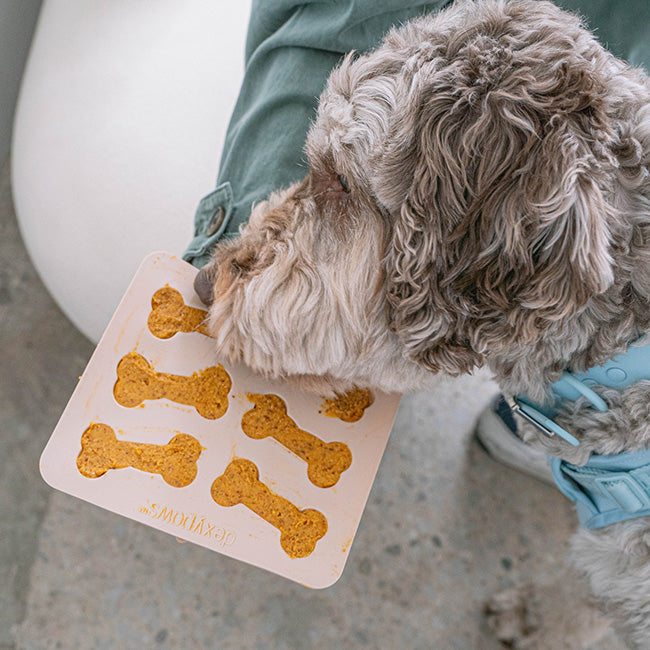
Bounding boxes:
512 336 650 448
509 336 650 529
550 451 650 529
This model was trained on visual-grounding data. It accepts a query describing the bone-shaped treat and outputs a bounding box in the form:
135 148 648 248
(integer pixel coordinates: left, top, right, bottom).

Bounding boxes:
76 422 202 487
321 387 374 422
113 352 231 419
147 286 211 339
211 458 328 558
242 393 352 488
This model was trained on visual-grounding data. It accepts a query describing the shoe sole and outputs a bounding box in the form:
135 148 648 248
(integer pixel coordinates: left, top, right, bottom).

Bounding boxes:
475 406 554 485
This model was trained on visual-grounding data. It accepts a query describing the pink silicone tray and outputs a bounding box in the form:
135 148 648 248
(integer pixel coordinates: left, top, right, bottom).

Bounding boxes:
40 252 401 588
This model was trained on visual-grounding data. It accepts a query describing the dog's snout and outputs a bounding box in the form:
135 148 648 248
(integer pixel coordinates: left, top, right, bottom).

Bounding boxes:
194 267 216 306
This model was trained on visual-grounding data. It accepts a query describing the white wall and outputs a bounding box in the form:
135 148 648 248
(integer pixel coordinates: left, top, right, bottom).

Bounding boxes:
0 0 43 165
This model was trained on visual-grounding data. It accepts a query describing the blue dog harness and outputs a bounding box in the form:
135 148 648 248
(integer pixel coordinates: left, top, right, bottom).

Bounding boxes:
508 337 650 529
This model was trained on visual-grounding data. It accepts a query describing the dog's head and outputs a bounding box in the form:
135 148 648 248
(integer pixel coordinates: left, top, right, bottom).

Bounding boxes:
198 0 646 393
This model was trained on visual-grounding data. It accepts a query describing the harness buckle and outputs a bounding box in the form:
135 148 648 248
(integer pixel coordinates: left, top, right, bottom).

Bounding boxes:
505 395 580 447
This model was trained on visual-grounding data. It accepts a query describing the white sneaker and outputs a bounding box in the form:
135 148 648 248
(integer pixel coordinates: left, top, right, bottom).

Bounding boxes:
475 395 554 485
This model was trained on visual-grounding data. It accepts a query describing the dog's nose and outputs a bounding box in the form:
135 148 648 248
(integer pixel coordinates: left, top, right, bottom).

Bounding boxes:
193 266 216 306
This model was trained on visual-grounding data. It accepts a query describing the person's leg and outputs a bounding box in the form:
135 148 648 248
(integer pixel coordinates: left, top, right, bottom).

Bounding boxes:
184 0 451 271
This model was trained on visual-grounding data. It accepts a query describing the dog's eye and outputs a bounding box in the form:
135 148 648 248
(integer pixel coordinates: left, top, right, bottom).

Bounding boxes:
338 175 350 193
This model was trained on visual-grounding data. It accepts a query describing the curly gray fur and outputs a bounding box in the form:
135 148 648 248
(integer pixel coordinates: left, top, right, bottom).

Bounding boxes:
201 0 650 644
571 520 650 649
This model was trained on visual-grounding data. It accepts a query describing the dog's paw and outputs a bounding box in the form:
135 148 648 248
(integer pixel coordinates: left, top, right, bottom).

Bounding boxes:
484 581 612 649
484 585 540 649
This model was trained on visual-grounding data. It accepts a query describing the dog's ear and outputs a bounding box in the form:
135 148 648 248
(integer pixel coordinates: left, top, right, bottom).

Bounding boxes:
381 67 616 375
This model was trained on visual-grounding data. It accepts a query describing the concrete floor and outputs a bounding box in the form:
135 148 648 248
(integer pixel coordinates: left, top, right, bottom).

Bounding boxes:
0 159 626 649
